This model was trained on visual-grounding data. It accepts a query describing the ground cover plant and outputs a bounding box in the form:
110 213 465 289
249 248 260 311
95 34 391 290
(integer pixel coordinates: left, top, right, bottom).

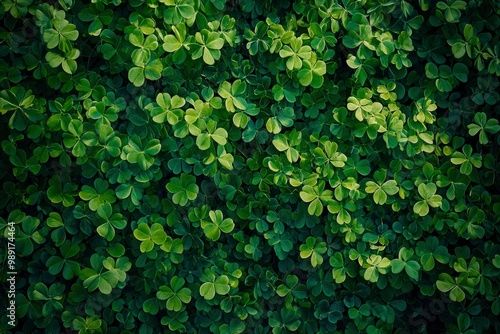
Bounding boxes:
1 0 500 333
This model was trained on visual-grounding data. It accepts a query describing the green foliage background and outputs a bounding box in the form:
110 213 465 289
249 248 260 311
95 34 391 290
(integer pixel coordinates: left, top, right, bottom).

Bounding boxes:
1 0 500 333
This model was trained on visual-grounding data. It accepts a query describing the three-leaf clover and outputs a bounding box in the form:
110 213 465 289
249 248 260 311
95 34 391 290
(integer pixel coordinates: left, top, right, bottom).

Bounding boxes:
201 210 235 241
149 93 186 125
467 112 500 145
314 140 347 178
3 0 33 18
196 120 228 150
309 22 337 52
163 22 188 52
133 222 168 253
79 178 116 212
436 0 467 24
31 282 64 317
266 105 294 134
62 119 98 158
276 275 307 303
95 204 127 242
199 268 230 300
157 276 192 311
191 30 224 65
365 179 399 205
436 273 472 302
43 18 79 52
450 144 482 175
268 307 301 333
47 175 77 207
45 49 80 74
416 236 450 271
363 254 391 283
391 247 421 281
128 56 163 87
300 181 333 216
128 29 158 54
45 240 80 280
264 230 294 260
122 135 162 170
424 63 455 93
80 254 120 294
166 173 199 206
272 131 301 163
218 80 247 112
78 6 114 36
330 252 356 283
413 183 442 216
279 37 312 70
299 237 327 267
297 54 327 88
161 0 196 25
244 21 271 56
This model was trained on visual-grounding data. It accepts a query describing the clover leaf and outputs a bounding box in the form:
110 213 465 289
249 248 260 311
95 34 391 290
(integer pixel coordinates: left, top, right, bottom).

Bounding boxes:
365 179 399 205
201 209 234 241
191 30 224 65
43 18 79 52
297 54 327 88
264 230 294 260
300 181 333 216
390 247 421 281
436 273 471 302
413 183 442 216
244 21 271 56
199 268 231 300
133 222 167 253
218 80 247 112
0 87 35 115
330 252 357 284
45 48 80 74
196 120 228 150
87 103 119 128
79 179 116 212
266 105 294 134
128 12 156 35
424 63 455 92
314 140 347 178
123 135 161 170
299 237 327 267
80 254 120 294
416 236 450 271
78 6 113 36
163 22 187 52
62 119 98 157
279 37 312 70
157 276 192 311
272 131 301 163
363 254 391 283
166 173 199 206
1 87 41 131
96 204 127 241
269 307 301 333
128 56 164 87
309 22 337 52
162 0 196 25
467 112 500 145
47 175 77 207
436 0 467 23
31 282 65 317
3 0 33 18
149 93 186 125
450 144 482 175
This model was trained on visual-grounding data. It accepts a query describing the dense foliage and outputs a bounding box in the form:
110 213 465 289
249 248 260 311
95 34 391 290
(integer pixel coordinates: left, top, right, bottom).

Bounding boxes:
1 0 500 333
